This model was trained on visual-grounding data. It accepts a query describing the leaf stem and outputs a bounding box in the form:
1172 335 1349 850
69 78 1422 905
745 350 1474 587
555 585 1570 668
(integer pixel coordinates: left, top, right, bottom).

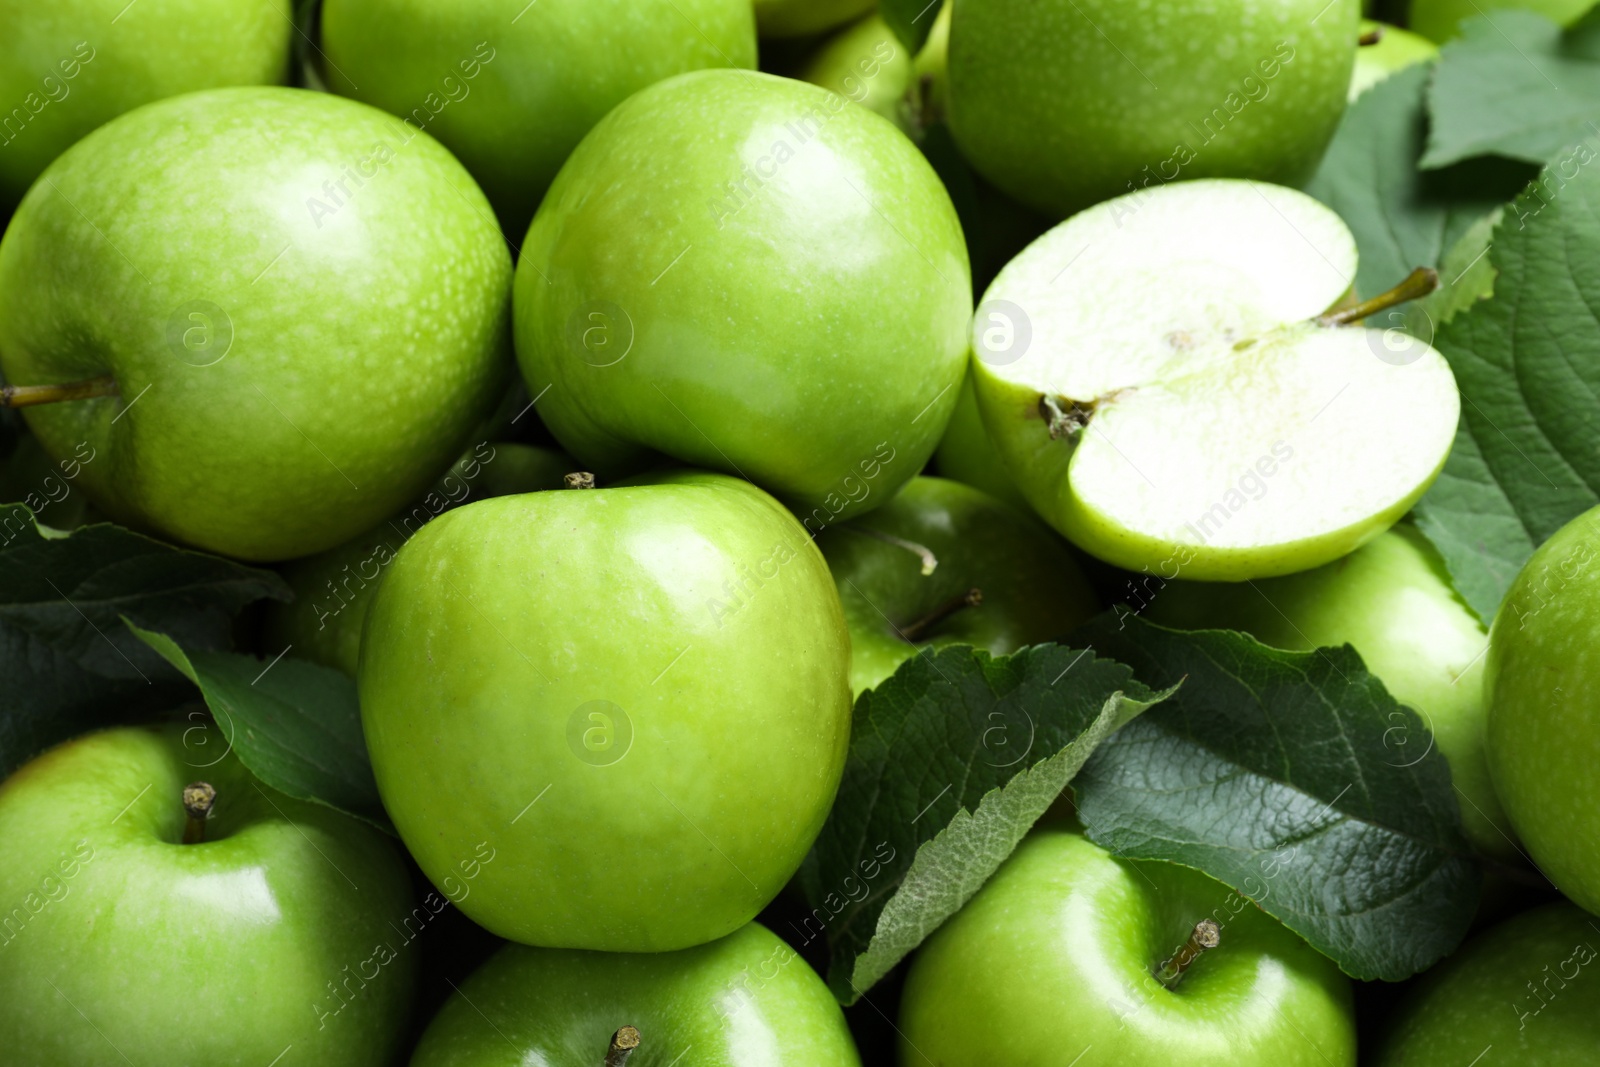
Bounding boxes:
1315 268 1439 327
0 375 119 409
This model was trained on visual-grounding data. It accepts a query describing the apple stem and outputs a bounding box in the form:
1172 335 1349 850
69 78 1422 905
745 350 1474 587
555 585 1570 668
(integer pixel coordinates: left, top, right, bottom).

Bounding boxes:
1315 267 1439 328
1040 395 1095 440
563 471 596 489
0 374 119 409
1156 919 1220 989
842 526 939 576
1359 25 1383 46
604 1026 641 1067
181 781 216 845
899 588 984 643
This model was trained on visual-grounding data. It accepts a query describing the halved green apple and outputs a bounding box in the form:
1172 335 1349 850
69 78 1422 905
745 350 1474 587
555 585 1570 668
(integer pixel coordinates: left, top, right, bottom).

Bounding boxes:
970 178 1459 581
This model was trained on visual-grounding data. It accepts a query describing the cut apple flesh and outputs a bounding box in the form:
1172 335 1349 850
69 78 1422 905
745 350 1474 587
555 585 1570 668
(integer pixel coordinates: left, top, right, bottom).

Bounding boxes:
971 179 1460 581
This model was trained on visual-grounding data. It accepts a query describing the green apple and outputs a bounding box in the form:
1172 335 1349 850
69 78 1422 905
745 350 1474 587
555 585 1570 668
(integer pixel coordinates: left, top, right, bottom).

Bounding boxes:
0 0 292 209
359 470 852 951
945 0 1358 218
933 373 1028 511
1146 524 1515 861
0 87 512 562
1486 505 1600 915
900 828 1356 1065
320 0 756 238
754 0 875 39
411 922 860 1065
969 178 1459 581
514 69 971 528
264 442 571 676
1372 902 1600 1065
1351 21 1438 99
1409 0 1596 42
800 14 915 131
0 726 416 1066
800 4 952 134
818 476 1099 693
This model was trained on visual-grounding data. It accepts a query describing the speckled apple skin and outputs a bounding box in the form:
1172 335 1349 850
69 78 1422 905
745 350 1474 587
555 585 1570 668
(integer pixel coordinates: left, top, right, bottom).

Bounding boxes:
0 0 293 207
412 923 861 1065
514 70 971 527
358 471 853 951
0 87 513 561
1487 506 1600 915
0 727 416 1067
947 0 1359 217
321 0 756 238
900 830 1356 1066
753 0 875 39
1372 903 1600 1066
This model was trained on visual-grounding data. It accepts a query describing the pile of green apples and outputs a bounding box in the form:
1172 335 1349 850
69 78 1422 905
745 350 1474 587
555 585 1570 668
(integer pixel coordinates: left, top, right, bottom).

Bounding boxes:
1 0 1598 1064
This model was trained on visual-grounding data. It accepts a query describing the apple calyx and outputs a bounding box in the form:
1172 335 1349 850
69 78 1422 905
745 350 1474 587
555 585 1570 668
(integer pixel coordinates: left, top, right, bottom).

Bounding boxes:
1040 395 1097 440
1156 919 1221 989
1315 267 1439 329
604 1026 641 1067
181 781 217 845
1359 26 1383 46
0 374 118 409
563 472 597 489
844 526 940 576
899 587 984 643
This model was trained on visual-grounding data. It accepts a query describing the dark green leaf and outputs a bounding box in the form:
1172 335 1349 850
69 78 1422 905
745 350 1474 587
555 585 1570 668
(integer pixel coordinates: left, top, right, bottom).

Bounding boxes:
1306 62 1533 311
803 643 1171 1003
1424 10 1600 169
1413 154 1600 623
1072 617 1480 983
127 623 388 832
879 0 940 53
0 505 287 776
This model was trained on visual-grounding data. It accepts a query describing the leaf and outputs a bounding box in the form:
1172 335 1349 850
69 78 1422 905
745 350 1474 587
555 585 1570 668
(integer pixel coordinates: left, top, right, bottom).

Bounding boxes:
1412 153 1600 623
1414 208 1503 330
1305 62 1533 313
127 623 389 831
1424 9 1600 169
879 0 941 53
0 505 288 777
1071 617 1480 983
803 643 1171 1003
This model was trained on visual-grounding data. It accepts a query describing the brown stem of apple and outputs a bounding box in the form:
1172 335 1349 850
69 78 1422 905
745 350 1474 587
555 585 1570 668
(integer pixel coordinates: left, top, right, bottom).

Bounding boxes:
899 588 984 643
182 782 216 845
1156 920 1220 989
563 471 596 490
604 1026 641 1067
842 526 939 576
1315 267 1439 328
0 375 119 409
1359 26 1384 46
